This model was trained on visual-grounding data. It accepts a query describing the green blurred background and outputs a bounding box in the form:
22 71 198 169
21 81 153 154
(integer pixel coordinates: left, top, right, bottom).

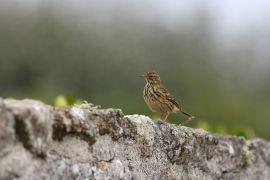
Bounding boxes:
1 1 270 140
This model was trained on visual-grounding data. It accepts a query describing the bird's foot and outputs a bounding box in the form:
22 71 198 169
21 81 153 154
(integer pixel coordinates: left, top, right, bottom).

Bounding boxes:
154 120 165 126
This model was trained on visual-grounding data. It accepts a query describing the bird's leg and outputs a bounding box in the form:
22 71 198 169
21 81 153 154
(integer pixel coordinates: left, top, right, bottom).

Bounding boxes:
160 114 165 121
162 113 169 121
155 113 168 125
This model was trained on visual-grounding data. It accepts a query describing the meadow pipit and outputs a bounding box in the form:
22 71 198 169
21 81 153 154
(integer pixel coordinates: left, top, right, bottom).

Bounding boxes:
143 71 194 123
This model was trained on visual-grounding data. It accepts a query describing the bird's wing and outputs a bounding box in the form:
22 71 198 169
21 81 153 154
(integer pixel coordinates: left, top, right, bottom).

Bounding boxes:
155 85 181 109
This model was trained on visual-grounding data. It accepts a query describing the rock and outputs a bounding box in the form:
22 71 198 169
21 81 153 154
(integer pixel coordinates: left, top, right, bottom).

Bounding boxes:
0 98 270 179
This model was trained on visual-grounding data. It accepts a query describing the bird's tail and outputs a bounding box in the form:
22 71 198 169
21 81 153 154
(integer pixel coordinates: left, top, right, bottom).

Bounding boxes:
181 110 194 119
180 110 195 125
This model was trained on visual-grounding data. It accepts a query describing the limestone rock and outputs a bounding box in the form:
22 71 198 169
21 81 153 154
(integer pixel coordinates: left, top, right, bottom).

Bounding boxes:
0 98 270 179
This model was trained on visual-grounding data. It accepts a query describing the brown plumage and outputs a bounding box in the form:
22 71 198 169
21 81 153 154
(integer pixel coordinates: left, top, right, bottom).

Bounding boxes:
143 71 194 122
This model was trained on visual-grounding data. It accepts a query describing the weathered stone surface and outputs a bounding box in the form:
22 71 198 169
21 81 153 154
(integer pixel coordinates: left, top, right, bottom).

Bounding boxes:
0 98 270 180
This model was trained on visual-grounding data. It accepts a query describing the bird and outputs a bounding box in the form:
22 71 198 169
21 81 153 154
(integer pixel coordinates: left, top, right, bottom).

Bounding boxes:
142 71 194 123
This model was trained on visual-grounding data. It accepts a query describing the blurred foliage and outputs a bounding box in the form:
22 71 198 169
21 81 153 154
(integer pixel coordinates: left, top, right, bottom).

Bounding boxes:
54 95 69 107
196 120 255 139
0 2 269 140
54 94 82 107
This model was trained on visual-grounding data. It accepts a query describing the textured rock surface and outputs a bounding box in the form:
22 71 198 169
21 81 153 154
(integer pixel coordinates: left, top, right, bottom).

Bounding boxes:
0 98 270 180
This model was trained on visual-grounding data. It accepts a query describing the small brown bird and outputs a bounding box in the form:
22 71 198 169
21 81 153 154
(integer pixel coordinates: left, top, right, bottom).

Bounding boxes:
143 71 194 123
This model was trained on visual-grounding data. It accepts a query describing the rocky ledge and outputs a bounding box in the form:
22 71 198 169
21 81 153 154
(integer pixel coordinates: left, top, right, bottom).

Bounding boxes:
0 98 270 180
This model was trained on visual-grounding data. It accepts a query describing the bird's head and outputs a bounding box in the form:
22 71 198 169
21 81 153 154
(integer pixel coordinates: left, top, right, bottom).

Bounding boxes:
143 71 161 84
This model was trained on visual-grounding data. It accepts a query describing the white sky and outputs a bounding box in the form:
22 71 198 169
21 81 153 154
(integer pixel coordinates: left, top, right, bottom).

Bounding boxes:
2 0 270 39
2 0 270 35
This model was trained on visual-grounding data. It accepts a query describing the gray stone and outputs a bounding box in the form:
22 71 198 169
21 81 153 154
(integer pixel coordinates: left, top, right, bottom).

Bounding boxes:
0 99 269 180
